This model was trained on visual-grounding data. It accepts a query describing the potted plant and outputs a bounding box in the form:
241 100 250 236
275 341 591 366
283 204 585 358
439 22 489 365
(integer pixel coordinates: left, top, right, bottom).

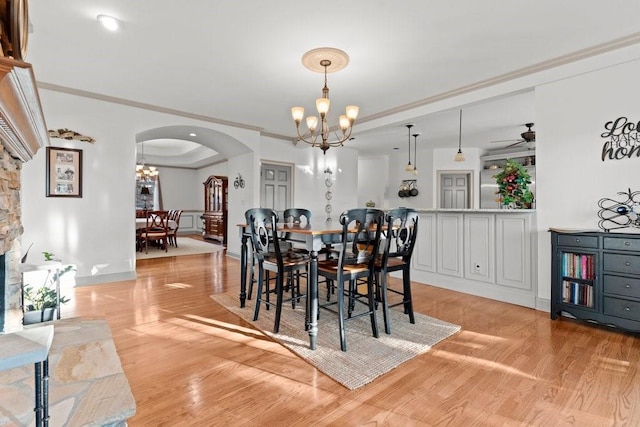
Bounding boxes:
494 159 534 209
23 252 74 324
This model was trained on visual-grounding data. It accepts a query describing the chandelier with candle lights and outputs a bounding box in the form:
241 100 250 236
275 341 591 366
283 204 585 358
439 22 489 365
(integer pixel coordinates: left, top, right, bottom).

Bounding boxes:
291 47 359 154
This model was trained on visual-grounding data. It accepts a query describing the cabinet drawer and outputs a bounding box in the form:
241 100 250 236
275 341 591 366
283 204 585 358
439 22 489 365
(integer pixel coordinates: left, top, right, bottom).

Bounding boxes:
557 235 598 248
603 253 640 275
604 296 640 322
604 237 640 252
604 275 640 299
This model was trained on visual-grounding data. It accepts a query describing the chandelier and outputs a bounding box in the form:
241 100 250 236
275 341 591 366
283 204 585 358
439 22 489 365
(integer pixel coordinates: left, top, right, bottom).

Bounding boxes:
291 47 359 154
136 141 159 181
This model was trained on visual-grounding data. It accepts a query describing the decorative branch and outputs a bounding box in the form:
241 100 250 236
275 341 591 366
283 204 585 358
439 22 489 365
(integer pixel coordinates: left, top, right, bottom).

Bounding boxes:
48 128 95 143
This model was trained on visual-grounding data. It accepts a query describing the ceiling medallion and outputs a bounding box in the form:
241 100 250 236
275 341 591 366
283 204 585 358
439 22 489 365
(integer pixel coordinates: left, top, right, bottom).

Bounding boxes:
48 128 95 143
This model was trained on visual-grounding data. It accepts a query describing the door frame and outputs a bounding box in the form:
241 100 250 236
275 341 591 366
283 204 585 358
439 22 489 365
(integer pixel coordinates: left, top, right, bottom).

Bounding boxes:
436 170 474 209
260 160 294 210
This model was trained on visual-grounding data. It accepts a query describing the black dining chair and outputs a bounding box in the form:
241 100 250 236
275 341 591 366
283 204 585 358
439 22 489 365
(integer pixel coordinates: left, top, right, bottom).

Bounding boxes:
316 208 385 351
373 207 419 334
245 208 309 333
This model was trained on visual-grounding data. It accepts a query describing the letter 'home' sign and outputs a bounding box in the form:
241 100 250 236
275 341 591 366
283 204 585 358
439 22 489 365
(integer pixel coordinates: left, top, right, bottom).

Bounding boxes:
601 116 640 161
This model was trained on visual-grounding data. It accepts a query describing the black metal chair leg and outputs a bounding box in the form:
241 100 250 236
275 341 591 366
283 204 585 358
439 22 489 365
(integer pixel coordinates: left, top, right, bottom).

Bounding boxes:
403 266 415 324
253 267 265 321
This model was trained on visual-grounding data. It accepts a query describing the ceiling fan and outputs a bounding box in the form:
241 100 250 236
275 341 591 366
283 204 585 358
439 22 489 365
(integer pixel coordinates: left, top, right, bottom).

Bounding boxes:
490 123 535 148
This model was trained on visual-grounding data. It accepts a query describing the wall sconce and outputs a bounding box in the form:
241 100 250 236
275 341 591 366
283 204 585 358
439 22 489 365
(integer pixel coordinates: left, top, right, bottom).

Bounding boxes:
233 173 245 189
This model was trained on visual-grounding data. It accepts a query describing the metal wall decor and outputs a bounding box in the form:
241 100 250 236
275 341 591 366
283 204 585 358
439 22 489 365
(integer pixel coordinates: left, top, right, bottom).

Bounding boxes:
233 173 245 189
600 116 640 162
597 188 640 231
324 167 333 223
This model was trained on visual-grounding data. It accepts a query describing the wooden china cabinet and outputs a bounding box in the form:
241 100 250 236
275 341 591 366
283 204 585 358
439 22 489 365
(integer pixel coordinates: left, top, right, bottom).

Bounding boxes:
202 176 228 244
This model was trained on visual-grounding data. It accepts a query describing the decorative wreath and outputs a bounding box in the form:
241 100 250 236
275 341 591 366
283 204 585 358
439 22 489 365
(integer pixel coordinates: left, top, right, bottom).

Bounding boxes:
493 159 534 208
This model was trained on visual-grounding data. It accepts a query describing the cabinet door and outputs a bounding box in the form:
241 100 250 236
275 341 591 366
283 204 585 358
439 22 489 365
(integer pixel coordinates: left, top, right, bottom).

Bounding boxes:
414 213 436 273
464 214 495 283
437 213 463 277
496 214 531 290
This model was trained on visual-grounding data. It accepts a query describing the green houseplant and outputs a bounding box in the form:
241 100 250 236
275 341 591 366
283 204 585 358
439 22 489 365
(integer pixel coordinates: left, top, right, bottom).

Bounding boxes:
494 159 534 209
23 252 74 324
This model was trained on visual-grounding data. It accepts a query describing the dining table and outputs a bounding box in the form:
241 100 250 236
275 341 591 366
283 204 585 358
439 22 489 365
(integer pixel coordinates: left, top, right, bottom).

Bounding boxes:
238 222 344 350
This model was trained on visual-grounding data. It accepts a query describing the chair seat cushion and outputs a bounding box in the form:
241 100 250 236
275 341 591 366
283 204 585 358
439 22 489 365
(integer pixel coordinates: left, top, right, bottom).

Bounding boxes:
374 256 405 269
264 251 310 268
317 259 369 276
141 231 167 238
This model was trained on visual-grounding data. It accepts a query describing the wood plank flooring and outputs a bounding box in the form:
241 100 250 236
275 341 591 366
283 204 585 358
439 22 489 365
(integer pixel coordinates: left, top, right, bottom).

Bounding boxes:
62 238 640 426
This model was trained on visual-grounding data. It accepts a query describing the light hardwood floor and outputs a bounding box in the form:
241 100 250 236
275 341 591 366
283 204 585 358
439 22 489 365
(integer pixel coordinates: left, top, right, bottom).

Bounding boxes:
62 238 640 426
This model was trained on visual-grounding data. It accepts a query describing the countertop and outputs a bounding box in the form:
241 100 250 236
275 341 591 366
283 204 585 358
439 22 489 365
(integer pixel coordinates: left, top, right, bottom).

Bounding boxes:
415 208 536 213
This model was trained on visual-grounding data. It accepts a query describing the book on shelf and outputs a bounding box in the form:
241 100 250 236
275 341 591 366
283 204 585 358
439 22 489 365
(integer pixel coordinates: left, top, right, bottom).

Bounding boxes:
562 280 594 307
561 252 594 280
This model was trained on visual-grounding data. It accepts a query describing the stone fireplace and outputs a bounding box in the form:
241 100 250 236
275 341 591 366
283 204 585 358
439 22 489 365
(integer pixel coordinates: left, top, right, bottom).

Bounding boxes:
0 142 24 333
0 57 50 333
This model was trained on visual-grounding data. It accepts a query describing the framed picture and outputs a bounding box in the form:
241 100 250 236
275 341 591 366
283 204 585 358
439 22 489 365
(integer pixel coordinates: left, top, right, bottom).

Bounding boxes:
46 147 83 197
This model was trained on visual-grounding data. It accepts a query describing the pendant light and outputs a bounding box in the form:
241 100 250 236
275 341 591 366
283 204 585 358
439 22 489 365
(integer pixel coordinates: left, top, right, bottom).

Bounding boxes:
412 133 420 176
454 109 465 162
405 124 414 172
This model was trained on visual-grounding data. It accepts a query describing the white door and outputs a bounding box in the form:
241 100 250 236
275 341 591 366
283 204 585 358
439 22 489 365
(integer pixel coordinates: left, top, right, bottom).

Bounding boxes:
441 173 468 209
260 163 292 213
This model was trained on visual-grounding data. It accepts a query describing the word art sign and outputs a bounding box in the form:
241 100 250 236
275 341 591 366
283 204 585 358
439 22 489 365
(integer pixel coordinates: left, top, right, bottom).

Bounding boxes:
600 116 640 161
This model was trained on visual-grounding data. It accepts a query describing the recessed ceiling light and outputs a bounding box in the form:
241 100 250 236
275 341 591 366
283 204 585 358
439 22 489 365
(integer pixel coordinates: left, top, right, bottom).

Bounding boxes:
97 15 119 31
189 133 196 137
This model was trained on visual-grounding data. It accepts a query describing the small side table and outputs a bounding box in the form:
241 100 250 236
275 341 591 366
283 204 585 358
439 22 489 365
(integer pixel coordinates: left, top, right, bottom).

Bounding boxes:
0 325 54 426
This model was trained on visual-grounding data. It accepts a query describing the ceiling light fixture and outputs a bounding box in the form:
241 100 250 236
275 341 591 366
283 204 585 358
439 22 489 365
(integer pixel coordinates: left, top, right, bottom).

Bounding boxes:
412 133 420 176
291 47 359 155
136 141 159 181
97 14 119 31
454 109 466 162
404 124 414 172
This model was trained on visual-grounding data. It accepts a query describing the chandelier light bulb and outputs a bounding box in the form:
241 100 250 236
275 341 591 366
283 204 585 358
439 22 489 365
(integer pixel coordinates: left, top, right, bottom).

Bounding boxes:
306 116 318 132
339 115 350 131
291 107 304 124
316 97 330 115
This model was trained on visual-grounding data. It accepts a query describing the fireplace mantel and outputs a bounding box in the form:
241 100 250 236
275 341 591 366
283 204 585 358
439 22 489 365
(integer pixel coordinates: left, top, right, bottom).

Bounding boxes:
0 56 48 333
0 57 48 162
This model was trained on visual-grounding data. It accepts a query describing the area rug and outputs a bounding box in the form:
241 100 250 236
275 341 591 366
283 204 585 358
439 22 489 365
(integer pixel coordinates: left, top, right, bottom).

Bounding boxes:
137 237 224 260
210 293 461 390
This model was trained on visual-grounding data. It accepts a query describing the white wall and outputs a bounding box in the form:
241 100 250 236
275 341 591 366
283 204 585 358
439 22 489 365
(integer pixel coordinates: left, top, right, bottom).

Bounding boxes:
21 89 255 285
156 167 201 211
358 156 389 209
535 58 640 306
